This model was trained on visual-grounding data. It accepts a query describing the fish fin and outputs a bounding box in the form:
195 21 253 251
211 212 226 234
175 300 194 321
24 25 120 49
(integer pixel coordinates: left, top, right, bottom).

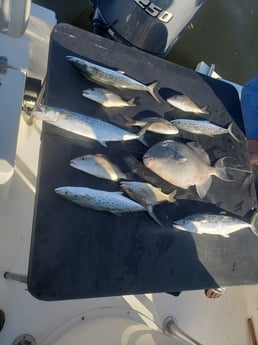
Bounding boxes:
173 223 186 231
119 113 136 127
214 157 233 181
146 206 163 227
172 151 188 163
223 234 231 238
127 97 137 107
124 172 135 180
187 142 210 164
201 105 209 114
147 81 160 103
137 133 149 147
99 140 108 147
137 123 152 136
168 190 177 203
227 123 240 142
196 176 212 199
250 211 258 236
110 210 122 216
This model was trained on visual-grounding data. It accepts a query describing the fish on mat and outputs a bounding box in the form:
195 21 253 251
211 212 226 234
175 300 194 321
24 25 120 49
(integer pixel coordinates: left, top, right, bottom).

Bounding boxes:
143 139 231 199
120 181 177 226
66 55 160 102
124 116 179 135
171 119 239 142
167 94 209 114
70 154 130 182
31 104 143 147
54 186 162 226
173 212 258 238
82 88 136 108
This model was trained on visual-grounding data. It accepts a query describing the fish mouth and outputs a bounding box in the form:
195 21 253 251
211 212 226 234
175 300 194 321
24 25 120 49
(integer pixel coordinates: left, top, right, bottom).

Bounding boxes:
66 56 78 62
69 159 80 169
54 187 66 195
31 104 46 117
142 154 154 166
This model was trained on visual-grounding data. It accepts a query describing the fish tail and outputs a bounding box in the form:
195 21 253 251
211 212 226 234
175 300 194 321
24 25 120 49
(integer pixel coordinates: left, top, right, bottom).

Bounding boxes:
119 113 136 127
136 123 152 136
227 123 240 142
128 97 137 107
214 157 233 181
147 81 160 103
137 131 149 147
146 206 163 227
125 171 135 180
201 105 209 114
168 190 177 203
250 211 258 236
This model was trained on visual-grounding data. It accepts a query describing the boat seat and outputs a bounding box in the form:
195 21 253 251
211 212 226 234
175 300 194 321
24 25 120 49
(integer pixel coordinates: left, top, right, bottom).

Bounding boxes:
0 0 31 37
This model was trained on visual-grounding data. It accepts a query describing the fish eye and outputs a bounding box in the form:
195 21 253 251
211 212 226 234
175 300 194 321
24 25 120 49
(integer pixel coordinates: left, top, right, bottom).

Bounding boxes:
162 141 168 147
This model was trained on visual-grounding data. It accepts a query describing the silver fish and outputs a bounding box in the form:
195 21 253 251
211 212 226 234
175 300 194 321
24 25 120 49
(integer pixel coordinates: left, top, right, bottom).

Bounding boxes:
120 181 177 226
173 212 258 238
167 94 209 114
82 88 136 108
67 56 160 102
126 116 179 135
171 119 239 142
55 186 145 214
70 154 129 181
31 104 141 147
120 181 176 206
143 140 231 199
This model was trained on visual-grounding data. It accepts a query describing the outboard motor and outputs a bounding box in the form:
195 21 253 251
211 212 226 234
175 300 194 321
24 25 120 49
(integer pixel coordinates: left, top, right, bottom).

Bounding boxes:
90 0 206 56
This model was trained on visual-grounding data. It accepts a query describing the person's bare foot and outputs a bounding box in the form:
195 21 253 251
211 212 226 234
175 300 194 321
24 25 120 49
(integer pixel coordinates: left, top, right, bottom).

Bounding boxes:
204 287 225 299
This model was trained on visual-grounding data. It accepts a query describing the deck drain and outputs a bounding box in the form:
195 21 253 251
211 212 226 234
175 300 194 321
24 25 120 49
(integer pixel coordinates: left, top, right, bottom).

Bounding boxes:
12 334 36 345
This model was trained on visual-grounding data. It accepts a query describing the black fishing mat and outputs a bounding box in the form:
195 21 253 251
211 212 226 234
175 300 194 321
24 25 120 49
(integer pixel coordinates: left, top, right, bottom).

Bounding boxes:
28 23 258 300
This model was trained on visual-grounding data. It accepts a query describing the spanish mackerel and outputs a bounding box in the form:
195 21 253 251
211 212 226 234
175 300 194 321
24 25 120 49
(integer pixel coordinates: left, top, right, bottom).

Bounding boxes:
31 104 141 147
67 56 160 102
173 212 258 238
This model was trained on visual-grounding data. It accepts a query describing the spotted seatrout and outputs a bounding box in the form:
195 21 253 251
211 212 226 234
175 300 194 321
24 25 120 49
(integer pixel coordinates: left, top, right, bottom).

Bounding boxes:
54 186 145 214
173 212 258 238
67 56 160 102
171 119 239 142
31 104 141 147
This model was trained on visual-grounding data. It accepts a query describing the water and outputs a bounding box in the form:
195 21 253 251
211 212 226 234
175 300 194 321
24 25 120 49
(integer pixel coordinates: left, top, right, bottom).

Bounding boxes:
33 0 258 84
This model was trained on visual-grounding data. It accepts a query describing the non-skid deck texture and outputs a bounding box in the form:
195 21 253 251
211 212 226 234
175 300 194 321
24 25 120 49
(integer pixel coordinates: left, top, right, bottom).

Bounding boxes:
28 24 257 300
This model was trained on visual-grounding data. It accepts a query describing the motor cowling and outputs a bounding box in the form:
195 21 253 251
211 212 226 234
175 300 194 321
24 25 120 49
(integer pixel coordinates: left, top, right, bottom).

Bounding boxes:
91 0 206 56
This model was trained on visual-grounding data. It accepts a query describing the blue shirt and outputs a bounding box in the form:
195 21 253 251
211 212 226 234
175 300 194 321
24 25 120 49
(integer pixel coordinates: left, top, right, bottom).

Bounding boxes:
241 75 258 139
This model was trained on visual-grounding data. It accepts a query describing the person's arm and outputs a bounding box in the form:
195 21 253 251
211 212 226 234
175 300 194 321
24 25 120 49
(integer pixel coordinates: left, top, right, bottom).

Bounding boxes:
240 75 258 166
248 139 258 166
